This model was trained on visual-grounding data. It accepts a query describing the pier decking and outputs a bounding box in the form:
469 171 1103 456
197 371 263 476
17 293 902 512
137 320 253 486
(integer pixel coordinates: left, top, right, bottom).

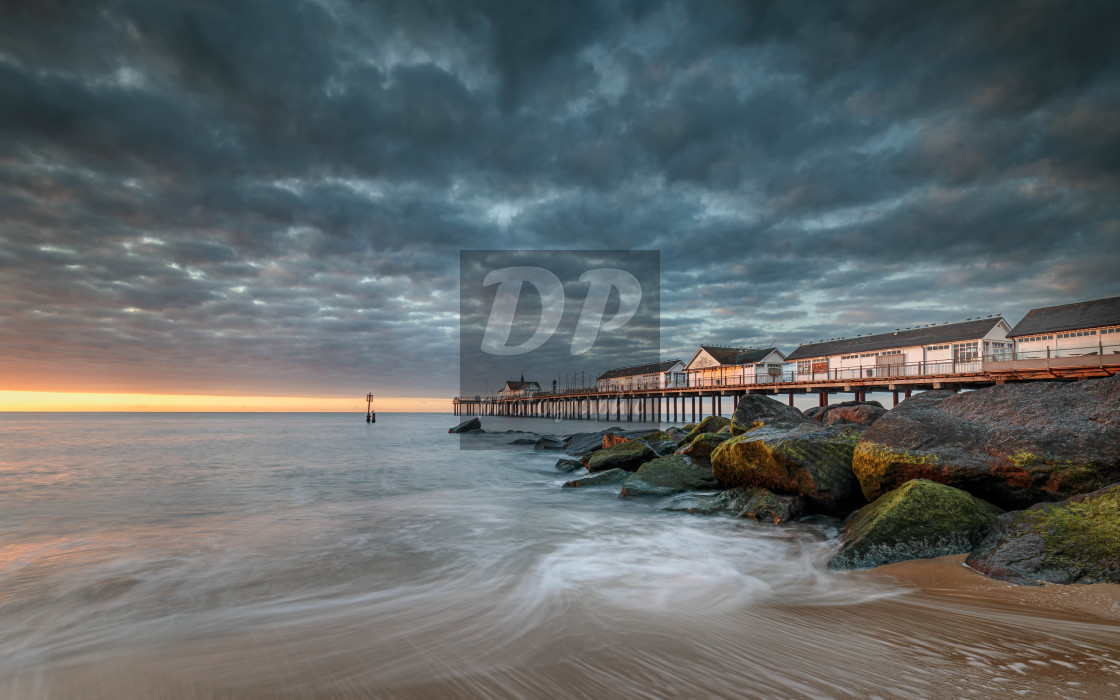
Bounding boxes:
452 353 1119 421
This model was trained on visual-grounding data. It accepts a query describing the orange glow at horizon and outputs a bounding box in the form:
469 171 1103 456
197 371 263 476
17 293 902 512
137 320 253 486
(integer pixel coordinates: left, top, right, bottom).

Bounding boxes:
0 391 451 413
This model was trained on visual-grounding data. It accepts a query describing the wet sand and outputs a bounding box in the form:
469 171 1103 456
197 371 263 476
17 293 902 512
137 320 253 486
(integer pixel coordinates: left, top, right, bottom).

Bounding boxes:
873 554 1120 624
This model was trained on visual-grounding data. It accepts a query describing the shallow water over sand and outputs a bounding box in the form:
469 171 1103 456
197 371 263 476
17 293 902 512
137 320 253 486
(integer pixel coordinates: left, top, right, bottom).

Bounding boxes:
1 412 1117 698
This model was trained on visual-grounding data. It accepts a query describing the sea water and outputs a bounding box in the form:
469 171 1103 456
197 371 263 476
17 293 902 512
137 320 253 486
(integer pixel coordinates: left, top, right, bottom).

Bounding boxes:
0 412 1117 698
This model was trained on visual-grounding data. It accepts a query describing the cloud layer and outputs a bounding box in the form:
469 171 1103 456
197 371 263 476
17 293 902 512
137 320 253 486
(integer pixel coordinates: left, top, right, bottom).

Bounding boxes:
2 0 1118 397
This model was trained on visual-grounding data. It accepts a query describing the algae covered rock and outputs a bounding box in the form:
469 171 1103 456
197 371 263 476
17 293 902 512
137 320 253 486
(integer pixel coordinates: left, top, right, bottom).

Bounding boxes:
563 468 629 488
966 484 1120 585
729 395 807 435
829 479 1003 570
680 416 731 445
620 455 719 497
555 458 586 473
675 432 730 461
711 423 866 513
852 376 1120 509
585 440 657 472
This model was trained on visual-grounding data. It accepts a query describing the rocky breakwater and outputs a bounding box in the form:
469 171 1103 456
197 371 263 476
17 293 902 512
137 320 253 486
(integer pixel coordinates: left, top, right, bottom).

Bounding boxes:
711 395 867 514
851 375 1120 509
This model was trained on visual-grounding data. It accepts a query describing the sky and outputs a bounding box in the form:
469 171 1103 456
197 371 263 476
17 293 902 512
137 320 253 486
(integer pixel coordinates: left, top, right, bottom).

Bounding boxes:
1 0 1118 410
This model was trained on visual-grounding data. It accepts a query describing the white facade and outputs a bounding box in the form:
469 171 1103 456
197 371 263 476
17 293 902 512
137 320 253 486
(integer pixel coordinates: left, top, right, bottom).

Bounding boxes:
790 319 1012 381
1013 325 1120 359
596 361 686 392
683 347 786 387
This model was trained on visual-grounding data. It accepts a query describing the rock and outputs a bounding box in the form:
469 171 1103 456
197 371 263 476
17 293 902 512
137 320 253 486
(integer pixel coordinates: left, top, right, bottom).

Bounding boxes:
829 479 1004 570
648 440 682 457
563 468 629 488
510 438 538 445
675 432 731 461
602 433 630 449
738 488 806 524
659 486 803 523
534 436 567 450
664 427 690 442
448 417 482 433
555 458 586 473
564 429 626 457
710 423 867 513
966 484 1120 585
813 400 885 424
825 404 888 427
680 416 731 445
660 491 738 514
585 440 658 472
620 455 720 497
729 395 807 435
852 376 1120 509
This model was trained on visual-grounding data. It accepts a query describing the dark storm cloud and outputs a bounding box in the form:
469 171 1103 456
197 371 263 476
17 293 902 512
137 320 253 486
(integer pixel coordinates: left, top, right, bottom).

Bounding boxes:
1 0 1118 397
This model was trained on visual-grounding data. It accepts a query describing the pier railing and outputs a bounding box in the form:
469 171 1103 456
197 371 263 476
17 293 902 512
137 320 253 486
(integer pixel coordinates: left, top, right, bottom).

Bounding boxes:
453 344 1119 403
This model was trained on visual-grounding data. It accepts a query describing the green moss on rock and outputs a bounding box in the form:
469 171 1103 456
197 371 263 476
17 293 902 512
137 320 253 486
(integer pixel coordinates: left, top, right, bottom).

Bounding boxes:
852 441 942 501
675 432 730 460
966 484 1120 585
829 479 1003 570
711 424 866 512
585 440 657 472
620 455 719 497
680 416 730 445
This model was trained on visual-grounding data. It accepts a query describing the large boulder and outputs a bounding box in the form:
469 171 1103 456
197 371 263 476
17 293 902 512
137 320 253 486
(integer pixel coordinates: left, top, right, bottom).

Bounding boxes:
852 376 1120 509
729 395 807 435
829 479 1003 570
826 404 888 427
563 469 629 488
966 484 1120 585
449 417 482 433
620 455 720 497
710 423 866 513
680 416 731 445
675 432 731 461
585 440 658 472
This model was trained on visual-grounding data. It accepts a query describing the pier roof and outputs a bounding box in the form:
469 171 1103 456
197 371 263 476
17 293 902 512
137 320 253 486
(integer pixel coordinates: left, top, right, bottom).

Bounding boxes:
690 345 783 367
1008 296 1120 337
786 318 1004 361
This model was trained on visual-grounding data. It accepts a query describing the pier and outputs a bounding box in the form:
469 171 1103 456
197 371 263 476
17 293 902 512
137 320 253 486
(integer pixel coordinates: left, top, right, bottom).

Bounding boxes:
452 353 1120 421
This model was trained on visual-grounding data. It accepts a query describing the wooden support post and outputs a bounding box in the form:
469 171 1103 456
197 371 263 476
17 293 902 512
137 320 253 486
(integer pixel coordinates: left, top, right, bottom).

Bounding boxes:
905 389 912 399
691 396 696 422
